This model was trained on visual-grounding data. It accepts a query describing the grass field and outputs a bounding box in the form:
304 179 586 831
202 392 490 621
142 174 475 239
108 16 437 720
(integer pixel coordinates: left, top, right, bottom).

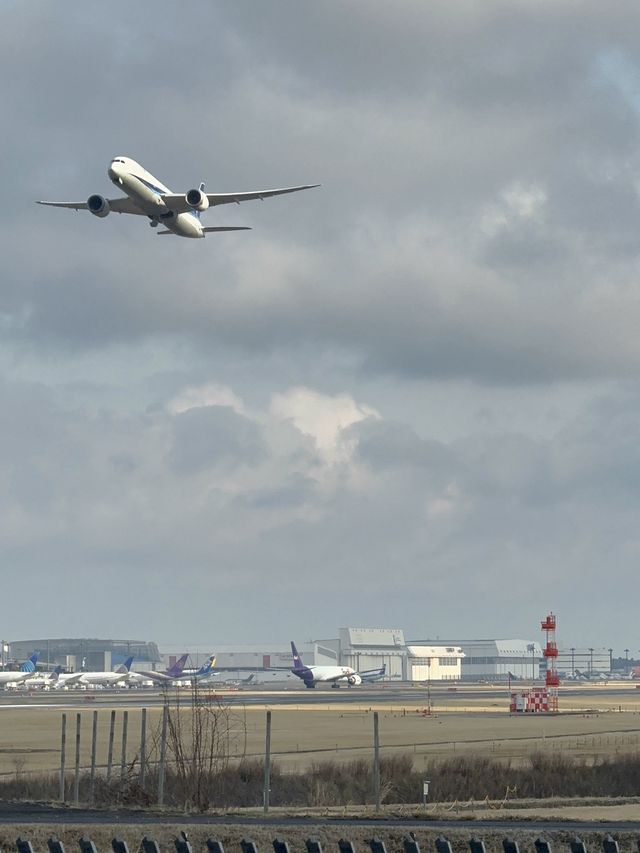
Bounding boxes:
0 684 640 779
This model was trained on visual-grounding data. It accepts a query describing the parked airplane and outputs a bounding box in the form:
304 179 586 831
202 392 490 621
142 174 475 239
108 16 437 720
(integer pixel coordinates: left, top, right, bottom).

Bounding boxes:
38 156 319 239
130 654 190 684
59 656 134 688
358 664 386 683
574 669 611 682
176 656 217 682
290 642 361 688
0 653 40 687
22 666 64 689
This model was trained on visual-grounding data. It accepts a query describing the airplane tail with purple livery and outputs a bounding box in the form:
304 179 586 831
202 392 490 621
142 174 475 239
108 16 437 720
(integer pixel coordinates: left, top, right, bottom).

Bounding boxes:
290 641 316 688
166 654 189 679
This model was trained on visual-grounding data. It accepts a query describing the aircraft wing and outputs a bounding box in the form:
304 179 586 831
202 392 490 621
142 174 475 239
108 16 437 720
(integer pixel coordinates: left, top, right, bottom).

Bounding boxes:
37 198 144 215
160 184 320 214
59 672 85 687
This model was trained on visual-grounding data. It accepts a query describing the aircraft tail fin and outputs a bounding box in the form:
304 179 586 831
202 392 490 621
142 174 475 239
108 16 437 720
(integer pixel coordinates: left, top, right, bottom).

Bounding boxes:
166 654 189 678
50 665 64 682
197 655 216 676
291 641 304 670
21 652 39 673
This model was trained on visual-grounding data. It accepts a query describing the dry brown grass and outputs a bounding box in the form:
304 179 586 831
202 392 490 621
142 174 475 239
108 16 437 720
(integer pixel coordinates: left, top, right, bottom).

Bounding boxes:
3 693 640 779
1 822 639 853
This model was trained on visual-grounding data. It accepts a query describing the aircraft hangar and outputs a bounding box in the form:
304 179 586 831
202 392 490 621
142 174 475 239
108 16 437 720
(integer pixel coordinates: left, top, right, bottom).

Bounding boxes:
7 638 161 672
316 628 409 679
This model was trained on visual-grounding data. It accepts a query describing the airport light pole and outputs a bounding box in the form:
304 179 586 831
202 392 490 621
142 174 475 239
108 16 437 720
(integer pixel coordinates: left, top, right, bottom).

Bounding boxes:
588 647 594 674
608 648 613 674
526 643 535 683
570 647 575 678
625 648 630 675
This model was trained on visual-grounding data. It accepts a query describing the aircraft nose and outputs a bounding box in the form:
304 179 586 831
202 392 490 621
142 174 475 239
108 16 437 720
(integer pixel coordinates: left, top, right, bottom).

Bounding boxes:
108 161 122 182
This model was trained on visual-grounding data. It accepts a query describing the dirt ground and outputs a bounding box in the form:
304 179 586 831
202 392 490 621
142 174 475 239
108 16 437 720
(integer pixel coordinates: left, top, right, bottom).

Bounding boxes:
1 684 639 777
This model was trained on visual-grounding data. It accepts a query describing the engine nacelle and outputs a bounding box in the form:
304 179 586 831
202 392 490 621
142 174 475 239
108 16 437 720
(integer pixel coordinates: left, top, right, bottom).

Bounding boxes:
185 188 209 212
87 194 110 218
347 674 362 686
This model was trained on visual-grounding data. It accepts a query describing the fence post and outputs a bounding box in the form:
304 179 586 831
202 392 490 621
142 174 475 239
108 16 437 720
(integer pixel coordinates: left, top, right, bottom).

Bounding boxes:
89 710 98 803
59 713 66 803
373 710 380 812
73 713 81 804
140 707 147 789
263 709 272 813
120 710 128 780
403 836 421 853
106 710 116 782
158 702 168 806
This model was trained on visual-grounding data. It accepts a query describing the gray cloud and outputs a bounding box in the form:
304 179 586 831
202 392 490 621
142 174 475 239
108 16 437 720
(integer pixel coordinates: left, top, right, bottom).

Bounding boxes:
2 2 640 646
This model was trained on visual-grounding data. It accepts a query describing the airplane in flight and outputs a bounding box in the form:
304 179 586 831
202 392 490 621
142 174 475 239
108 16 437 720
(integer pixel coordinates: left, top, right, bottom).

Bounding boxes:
290 642 362 688
38 156 319 239
0 652 40 687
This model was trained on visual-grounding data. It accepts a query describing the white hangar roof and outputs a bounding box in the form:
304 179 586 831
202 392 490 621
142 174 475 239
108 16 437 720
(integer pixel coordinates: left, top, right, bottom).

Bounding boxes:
341 628 406 648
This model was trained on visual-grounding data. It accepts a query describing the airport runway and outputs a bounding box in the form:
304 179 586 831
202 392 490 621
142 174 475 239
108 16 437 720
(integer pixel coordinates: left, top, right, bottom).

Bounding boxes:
0 683 638 711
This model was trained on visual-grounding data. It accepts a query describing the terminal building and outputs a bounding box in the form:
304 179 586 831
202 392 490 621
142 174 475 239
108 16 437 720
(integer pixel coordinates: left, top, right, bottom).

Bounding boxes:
7 639 161 672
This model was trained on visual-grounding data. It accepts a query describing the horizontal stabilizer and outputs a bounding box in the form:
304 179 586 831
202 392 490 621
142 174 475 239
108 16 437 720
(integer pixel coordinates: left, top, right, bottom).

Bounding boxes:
156 227 251 236
202 226 251 233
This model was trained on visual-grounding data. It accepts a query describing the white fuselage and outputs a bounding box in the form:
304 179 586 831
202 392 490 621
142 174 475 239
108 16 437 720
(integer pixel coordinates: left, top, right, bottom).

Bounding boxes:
76 671 130 687
0 670 34 686
108 156 205 239
306 665 357 684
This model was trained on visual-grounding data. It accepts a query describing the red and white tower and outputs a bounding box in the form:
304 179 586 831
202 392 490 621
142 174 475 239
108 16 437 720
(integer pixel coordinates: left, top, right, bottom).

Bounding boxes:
541 611 559 712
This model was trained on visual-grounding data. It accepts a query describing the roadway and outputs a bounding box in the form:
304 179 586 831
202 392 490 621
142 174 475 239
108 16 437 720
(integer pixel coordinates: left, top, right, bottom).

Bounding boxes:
0 682 637 711
0 801 639 831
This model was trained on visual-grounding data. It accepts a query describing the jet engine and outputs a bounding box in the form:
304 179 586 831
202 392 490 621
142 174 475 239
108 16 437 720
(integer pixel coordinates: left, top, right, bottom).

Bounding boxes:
87 194 110 218
347 674 362 686
185 188 209 212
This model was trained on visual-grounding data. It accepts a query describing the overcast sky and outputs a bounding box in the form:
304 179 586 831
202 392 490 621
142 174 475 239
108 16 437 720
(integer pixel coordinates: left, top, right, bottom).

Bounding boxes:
2 1 640 652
